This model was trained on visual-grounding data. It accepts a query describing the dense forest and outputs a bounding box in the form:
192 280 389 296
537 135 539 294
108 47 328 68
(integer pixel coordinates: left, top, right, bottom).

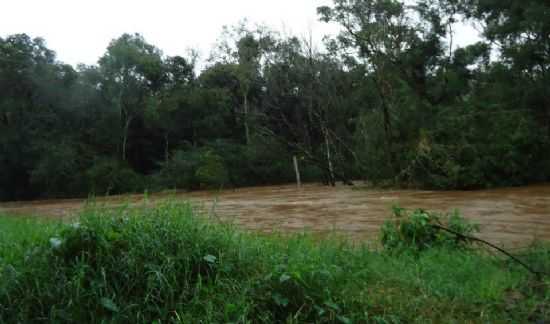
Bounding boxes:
1 0 549 201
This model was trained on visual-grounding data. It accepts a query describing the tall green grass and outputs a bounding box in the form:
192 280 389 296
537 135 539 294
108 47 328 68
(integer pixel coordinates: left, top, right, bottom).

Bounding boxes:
0 215 59 266
0 202 548 323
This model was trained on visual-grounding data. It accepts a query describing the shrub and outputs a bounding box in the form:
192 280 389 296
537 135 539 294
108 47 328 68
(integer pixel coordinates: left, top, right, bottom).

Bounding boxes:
30 142 87 197
154 149 200 189
402 109 550 189
381 206 479 252
86 158 145 195
242 137 294 184
205 138 294 187
155 148 229 190
194 150 228 189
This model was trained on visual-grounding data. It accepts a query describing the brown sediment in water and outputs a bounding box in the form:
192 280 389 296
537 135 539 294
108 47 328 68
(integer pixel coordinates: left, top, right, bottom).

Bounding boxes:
1 183 549 248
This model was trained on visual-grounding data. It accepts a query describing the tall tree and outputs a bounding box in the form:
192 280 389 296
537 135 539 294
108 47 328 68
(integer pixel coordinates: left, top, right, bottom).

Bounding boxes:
211 23 275 144
459 0 550 132
98 33 166 164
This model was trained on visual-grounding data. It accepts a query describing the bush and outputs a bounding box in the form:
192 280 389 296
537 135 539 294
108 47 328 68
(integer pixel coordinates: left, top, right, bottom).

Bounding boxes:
402 109 550 189
381 206 480 252
86 158 145 195
30 142 87 197
205 138 294 187
155 148 229 190
242 137 294 185
194 150 229 189
156 138 294 191
154 149 201 190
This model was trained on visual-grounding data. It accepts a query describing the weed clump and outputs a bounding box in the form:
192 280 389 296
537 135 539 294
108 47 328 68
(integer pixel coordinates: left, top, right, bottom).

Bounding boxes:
381 206 479 252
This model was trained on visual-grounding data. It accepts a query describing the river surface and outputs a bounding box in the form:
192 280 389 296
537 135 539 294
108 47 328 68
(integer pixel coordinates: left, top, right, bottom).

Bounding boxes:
1 184 549 247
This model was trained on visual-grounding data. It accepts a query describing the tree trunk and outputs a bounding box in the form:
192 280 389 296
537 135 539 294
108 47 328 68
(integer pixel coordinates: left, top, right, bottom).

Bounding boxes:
118 89 124 161
122 116 132 161
164 133 170 162
244 93 250 145
293 155 302 188
374 74 395 171
324 127 336 186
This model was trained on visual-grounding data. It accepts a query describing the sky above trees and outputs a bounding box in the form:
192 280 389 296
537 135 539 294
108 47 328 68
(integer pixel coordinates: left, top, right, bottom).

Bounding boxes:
1 0 479 67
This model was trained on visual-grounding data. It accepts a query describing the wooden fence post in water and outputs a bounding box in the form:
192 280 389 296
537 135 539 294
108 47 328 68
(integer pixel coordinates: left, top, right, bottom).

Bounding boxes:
293 155 301 188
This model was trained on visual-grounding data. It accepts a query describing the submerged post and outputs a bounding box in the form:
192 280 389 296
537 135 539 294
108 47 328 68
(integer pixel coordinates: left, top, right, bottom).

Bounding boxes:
293 155 302 188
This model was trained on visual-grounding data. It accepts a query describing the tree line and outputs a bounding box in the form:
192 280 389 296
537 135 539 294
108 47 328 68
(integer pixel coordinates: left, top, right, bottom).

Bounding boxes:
1 0 549 201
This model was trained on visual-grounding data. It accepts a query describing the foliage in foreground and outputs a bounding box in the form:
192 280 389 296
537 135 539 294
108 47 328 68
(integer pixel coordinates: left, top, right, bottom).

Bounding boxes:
381 207 480 252
0 204 548 323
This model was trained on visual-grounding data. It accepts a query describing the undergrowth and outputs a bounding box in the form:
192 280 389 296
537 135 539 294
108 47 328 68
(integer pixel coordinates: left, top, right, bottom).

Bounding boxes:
0 203 548 323
381 206 480 252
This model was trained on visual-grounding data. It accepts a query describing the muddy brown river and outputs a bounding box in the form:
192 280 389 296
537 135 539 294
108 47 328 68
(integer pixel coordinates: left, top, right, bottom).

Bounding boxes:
1 184 549 247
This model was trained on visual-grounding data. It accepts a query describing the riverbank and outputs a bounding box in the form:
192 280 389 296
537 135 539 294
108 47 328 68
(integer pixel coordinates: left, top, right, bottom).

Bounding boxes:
1 184 549 247
1 203 548 322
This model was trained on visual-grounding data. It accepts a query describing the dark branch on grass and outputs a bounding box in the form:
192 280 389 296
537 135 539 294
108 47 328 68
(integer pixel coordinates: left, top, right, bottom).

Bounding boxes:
431 224 547 279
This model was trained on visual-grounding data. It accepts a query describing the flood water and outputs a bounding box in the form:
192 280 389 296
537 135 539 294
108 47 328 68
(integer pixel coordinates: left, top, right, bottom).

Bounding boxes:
1 183 549 247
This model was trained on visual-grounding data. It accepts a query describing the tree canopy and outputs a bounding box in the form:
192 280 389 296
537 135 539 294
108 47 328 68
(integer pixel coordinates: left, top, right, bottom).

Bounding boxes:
1 0 549 201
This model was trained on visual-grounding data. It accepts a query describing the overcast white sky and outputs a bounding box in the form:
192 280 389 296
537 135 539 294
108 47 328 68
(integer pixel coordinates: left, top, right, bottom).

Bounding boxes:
1 0 480 68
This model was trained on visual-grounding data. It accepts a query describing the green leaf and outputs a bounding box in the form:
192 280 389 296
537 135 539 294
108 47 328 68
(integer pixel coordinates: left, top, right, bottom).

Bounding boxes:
314 305 326 316
279 273 291 283
100 297 119 313
324 300 341 311
272 293 289 307
203 254 217 264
